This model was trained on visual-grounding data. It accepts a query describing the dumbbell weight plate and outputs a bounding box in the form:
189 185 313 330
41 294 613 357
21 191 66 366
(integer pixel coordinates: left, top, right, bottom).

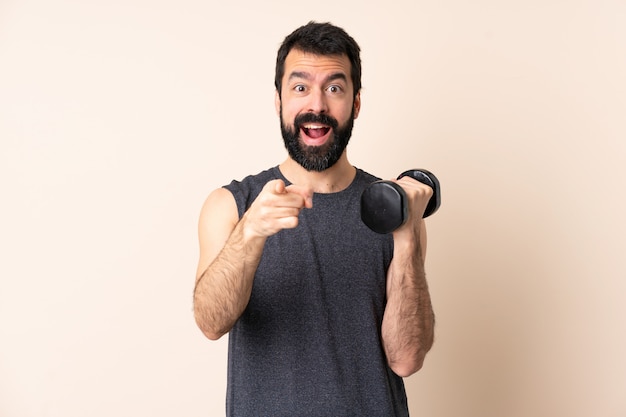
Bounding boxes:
360 181 408 234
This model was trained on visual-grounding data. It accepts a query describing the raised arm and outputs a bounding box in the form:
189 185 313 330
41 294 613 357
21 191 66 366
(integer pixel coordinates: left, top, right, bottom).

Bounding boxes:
193 179 312 340
381 177 436 377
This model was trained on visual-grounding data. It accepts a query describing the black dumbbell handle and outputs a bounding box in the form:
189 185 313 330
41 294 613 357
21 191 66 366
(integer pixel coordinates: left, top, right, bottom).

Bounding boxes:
397 169 441 219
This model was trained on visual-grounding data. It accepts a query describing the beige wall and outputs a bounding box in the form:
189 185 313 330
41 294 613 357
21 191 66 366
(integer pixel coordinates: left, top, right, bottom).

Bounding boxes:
1 1 625 416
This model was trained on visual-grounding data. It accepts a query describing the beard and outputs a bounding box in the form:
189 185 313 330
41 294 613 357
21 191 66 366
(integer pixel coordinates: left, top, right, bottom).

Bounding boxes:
280 107 355 172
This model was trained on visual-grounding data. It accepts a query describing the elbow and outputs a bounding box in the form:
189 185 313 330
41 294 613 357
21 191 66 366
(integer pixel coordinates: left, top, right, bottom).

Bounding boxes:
193 309 228 341
195 318 227 341
389 352 426 378
387 335 434 377
391 318 436 377
201 328 226 341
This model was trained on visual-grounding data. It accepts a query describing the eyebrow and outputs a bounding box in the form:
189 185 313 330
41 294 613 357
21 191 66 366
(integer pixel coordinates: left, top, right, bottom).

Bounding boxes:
287 71 348 84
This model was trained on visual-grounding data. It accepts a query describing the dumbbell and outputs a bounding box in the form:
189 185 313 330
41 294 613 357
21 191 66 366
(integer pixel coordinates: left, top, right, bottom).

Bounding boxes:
360 169 441 234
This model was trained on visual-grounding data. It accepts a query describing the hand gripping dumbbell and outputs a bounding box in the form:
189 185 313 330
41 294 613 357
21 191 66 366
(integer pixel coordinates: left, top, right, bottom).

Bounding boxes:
360 169 441 234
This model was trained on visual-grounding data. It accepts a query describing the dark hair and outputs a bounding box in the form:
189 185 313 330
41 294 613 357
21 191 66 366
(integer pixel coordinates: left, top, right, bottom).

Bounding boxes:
275 21 362 98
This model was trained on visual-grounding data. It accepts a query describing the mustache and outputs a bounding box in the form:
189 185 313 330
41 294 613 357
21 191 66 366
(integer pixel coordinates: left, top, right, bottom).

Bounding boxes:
293 112 339 130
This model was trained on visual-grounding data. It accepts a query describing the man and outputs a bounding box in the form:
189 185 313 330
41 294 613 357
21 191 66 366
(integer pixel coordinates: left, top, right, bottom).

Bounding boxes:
194 21 435 416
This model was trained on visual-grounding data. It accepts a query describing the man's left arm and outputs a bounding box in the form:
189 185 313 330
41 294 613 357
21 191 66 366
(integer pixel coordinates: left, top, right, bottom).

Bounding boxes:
381 178 436 377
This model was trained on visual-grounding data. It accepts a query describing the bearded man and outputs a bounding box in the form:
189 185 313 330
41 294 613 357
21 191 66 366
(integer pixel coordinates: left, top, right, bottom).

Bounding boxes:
193 21 435 417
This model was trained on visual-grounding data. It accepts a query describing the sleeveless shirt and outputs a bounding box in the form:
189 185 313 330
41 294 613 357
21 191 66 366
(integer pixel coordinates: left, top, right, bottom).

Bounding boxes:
223 166 408 417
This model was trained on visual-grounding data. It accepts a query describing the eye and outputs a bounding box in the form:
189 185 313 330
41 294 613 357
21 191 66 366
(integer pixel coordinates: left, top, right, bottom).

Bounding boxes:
327 85 343 94
294 84 306 93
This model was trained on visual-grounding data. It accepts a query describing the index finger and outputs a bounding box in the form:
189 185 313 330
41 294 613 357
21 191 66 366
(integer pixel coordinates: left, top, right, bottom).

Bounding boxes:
285 184 314 209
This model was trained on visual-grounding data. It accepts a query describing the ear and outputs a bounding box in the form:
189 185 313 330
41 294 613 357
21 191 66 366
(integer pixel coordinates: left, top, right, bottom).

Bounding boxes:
274 90 281 116
352 91 361 120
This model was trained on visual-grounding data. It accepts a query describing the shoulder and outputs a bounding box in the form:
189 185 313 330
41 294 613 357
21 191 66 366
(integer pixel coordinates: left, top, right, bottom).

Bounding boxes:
353 167 382 187
199 187 238 231
202 186 236 210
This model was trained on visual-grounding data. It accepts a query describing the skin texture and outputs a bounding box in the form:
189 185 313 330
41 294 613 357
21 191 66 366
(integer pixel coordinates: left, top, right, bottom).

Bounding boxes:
193 49 434 377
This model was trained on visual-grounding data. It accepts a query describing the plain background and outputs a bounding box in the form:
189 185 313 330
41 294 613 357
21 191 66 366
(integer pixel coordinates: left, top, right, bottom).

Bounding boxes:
1 0 625 416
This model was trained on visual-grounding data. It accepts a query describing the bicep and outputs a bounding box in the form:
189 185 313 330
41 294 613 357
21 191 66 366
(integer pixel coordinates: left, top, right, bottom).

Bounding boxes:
195 187 239 281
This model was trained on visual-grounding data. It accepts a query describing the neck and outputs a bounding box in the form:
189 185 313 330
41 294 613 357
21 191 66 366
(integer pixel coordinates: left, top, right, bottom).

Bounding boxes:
279 155 356 194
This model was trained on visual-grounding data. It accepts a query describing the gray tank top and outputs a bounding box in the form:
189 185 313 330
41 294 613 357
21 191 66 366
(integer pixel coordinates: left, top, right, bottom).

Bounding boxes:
223 166 408 417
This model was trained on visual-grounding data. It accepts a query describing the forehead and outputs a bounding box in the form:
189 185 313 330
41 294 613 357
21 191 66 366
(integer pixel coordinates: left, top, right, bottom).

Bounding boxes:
283 49 352 82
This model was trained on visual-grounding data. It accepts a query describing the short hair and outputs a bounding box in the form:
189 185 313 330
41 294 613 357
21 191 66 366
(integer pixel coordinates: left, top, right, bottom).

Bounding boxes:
275 21 362 98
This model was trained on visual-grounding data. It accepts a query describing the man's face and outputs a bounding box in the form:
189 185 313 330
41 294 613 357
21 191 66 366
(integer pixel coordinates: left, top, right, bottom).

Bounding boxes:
276 49 361 172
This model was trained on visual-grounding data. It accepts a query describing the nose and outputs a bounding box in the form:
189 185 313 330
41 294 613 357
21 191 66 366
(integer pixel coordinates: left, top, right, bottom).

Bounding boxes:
307 88 328 114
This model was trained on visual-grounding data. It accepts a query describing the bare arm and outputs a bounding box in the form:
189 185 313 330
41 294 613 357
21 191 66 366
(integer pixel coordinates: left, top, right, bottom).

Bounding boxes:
381 177 436 377
193 180 313 340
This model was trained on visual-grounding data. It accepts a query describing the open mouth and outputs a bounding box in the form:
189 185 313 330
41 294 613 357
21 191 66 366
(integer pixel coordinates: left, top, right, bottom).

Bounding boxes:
301 124 331 140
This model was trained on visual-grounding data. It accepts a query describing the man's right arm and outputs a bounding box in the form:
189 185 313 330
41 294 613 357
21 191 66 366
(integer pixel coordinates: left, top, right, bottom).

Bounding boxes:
193 179 312 340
